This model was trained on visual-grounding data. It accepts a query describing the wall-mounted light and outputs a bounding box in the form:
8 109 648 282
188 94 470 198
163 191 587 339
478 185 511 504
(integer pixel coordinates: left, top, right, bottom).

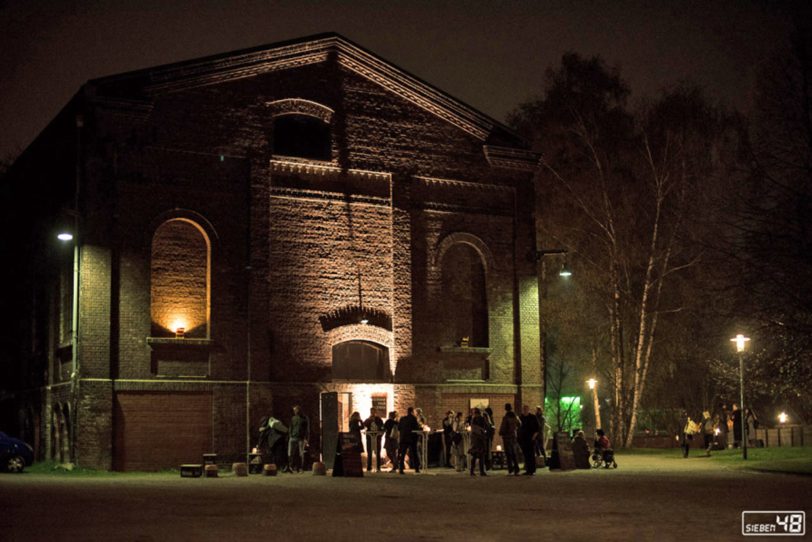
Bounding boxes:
57 232 74 242
778 412 788 424
175 327 185 339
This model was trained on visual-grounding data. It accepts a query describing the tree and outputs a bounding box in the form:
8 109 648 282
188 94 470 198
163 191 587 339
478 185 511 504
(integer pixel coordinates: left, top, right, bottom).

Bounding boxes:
511 54 734 445
708 27 812 421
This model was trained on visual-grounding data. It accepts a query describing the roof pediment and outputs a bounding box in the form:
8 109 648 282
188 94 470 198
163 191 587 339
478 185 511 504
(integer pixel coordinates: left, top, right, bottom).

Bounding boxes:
89 33 526 146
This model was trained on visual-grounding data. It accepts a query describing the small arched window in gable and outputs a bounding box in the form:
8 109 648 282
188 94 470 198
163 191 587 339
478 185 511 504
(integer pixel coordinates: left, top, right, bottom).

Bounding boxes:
272 114 331 161
332 341 390 382
150 219 210 338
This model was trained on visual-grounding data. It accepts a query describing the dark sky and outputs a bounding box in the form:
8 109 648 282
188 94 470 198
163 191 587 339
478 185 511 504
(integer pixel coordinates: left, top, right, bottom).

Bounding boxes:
0 0 793 160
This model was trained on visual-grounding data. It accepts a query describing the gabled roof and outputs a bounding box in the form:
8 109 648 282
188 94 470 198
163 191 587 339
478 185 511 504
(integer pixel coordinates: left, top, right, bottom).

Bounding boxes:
88 32 528 148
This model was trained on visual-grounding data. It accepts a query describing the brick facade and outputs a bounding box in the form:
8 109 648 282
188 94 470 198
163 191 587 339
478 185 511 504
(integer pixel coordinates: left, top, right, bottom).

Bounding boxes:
4 33 543 470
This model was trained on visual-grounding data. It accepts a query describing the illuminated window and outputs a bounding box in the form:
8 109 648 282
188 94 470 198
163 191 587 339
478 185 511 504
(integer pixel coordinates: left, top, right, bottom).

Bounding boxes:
440 243 488 347
332 341 390 382
150 219 210 338
272 114 331 160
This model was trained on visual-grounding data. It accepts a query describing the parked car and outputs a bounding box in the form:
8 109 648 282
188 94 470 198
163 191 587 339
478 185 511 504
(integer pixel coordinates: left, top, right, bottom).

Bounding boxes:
0 432 34 472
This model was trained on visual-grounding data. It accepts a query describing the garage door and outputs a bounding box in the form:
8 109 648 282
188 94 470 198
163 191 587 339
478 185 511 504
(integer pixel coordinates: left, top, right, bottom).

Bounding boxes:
114 392 212 471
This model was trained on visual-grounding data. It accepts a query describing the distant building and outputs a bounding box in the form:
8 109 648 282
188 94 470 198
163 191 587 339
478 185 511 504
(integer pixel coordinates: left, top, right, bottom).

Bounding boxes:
1 33 542 470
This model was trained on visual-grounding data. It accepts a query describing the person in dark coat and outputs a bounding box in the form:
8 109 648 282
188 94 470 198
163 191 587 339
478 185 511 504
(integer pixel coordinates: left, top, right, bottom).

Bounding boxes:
518 404 540 475
348 411 364 453
468 407 488 476
397 407 421 474
442 410 455 467
286 405 309 473
363 407 385 472
383 410 399 472
498 403 521 475
731 404 743 448
483 406 495 470
258 415 289 470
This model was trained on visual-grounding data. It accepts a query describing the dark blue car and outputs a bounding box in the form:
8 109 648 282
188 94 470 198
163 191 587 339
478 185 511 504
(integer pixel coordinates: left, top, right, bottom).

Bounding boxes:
0 432 34 472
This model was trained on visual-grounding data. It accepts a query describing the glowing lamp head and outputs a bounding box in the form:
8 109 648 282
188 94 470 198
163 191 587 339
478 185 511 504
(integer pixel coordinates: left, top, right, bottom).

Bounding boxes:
730 334 750 353
778 412 788 424
586 378 597 390
57 232 74 242
559 263 573 277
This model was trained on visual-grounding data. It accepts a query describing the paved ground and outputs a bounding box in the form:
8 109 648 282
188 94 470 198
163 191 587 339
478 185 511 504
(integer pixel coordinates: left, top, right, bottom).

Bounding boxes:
1 455 810 541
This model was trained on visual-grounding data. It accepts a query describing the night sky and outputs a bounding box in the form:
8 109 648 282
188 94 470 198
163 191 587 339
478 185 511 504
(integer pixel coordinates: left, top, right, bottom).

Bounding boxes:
0 0 793 160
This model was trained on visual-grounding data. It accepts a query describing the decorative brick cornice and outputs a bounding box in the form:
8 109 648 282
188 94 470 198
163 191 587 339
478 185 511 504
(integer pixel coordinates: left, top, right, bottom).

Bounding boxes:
270 158 391 180
266 98 334 123
414 175 514 193
483 145 541 171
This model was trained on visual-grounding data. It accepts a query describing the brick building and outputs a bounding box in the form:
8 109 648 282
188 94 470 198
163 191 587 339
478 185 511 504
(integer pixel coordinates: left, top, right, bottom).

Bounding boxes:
1 33 543 470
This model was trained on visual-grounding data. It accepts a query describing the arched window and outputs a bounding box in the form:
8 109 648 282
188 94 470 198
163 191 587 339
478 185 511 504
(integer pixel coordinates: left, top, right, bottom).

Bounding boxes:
332 341 390 382
272 114 331 160
440 243 488 347
150 219 210 338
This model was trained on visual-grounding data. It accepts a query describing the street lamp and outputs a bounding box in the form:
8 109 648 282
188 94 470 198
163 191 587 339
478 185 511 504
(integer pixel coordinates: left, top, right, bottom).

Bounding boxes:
778 412 788 424
586 378 601 430
535 248 572 401
730 333 750 460
58 230 80 463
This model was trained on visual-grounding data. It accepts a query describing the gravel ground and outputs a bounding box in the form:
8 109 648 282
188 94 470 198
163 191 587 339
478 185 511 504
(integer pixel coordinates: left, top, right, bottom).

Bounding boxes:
1 455 810 542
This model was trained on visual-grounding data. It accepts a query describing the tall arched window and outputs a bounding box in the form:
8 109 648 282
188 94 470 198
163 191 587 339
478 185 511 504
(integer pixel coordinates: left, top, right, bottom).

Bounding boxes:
440 243 488 347
150 219 210 338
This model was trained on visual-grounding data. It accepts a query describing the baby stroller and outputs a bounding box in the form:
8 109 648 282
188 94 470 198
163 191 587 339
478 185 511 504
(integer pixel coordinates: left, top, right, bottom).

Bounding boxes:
591 440 618 469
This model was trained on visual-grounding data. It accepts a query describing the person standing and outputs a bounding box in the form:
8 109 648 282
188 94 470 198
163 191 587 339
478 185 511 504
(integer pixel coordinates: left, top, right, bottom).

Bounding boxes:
259 414 289 470
286 406 307 473
718 405 729 449
363 407 385 472
451 411 467 472
383 410 399 472
731 404 743 448
442 410 455 467
534 405 548 460
518 405 540 475
498 403 521 476
701 411 714 456
348 411 364 454
745 408 759 447
397 407 421 474
483 406 495 470
468 407 488 476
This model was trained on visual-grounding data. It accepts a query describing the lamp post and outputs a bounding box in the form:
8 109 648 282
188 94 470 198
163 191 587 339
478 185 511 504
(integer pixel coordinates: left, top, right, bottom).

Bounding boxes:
586 378 601 430
536 248 571 402
58 230 80 463
730 333 750 460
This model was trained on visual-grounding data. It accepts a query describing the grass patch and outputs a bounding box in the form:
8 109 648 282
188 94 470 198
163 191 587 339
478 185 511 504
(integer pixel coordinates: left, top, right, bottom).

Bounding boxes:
617 446 812 474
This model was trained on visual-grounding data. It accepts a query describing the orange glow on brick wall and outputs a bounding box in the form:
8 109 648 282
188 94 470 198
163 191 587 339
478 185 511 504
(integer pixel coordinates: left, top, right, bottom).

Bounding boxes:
151 219 211 338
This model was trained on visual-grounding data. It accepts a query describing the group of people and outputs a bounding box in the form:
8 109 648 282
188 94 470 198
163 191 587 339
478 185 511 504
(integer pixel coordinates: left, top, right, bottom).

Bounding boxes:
257 402 559 476
256 405 310 473
678 403 760 457
347 403 550 476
